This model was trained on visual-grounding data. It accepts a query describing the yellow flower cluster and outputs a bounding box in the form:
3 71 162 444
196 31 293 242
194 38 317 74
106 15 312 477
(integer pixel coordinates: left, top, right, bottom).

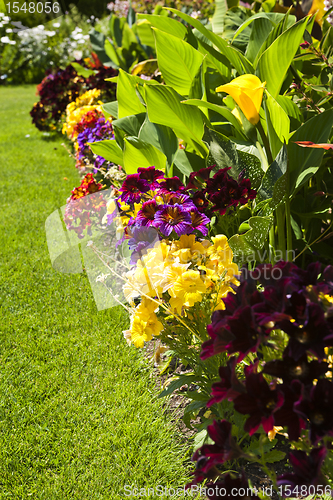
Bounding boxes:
62 88 102 139
122 234 239 348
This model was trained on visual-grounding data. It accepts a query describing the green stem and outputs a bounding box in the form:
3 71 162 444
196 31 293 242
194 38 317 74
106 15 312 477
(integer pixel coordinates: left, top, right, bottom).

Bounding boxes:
285 194 293 263
276 204 286 257
256 121 274 165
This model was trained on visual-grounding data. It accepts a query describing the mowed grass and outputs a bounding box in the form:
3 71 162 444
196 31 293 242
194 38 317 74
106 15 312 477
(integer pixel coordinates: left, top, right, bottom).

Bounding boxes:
0 86 191 499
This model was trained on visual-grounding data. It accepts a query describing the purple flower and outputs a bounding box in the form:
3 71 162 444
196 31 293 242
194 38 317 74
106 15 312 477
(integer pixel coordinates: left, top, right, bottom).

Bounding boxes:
277 447 327 496
187 209 210 236
136 199 159 227
153 204 192 237
119 174 150 204
127 225 160 264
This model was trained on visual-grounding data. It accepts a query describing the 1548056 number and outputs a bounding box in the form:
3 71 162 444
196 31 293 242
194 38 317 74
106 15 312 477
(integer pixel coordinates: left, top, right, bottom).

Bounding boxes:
5 2 60 14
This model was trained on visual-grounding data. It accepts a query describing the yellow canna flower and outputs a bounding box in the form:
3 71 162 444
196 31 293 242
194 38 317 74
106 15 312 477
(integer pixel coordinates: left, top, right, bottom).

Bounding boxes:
216 75 266 125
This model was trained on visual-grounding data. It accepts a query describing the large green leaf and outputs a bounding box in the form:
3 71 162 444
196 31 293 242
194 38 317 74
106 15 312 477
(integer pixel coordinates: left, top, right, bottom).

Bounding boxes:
245 18 275 63
136 19 156 48
257 17 309 98
229 216 273 262
164 7 254 75
264 92 290 159
183 99 245 137
102 101 118 119
211 0 239 35
223 8 252 51
258 143 287 208
89 140 124 166
117 69 146 118
232 12 289 42
138 116 179 168
137 13 187 39
153 28 204 95
89 29 113 66
123 137 167 173
197 39 231 79
288 109 333 193
112 113 146 137
144 84 207 156
104 39 122 69
173 149 206 177
204 127 263 188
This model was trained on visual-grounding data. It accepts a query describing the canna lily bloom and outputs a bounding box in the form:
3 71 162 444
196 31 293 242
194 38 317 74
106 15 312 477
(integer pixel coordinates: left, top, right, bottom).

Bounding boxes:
216 75 266 125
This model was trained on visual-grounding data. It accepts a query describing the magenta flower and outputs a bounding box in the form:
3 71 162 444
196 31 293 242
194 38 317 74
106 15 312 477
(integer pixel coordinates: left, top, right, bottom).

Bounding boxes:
153 204 192 236
119 174 150 204
137 166 164 188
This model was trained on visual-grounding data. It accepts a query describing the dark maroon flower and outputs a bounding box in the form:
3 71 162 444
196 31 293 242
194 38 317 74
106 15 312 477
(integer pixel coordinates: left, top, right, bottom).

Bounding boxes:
185 166 214 190
207 357 245 406
166 192 196 210
206 168 256 215
273 381 306 441
136 199 158 226
191 190 209 213
277 447 327 496
224 306 263 362
263 352 329 386
157 176 185 193
187 420 242 488
137 166 164 187
233 372 284 435
204 472 252 500
153 204 192 236
279 303 333 360
294 378 333 444
119 174 150 204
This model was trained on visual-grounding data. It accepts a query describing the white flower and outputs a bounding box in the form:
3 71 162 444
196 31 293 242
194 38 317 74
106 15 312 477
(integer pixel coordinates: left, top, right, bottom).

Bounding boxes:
3 16 10 23
0 23 3 28
53 22 60 27
72 49 83 60
6 28 13 33
46 30 56 36
10 40 16 45
1 36 11 43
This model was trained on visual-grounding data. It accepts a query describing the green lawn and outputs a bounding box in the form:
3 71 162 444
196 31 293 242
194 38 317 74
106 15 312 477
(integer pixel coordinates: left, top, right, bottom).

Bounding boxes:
0 86 191 499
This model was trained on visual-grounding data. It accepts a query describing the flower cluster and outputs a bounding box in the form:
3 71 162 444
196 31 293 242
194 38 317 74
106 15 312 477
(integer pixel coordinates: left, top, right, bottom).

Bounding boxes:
190 261 333 494
75 113 115 174
186 166 257 216
106 166 256 241
122 233 239 347
62 88 103 138
65 173 106 239
30 63 117 132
